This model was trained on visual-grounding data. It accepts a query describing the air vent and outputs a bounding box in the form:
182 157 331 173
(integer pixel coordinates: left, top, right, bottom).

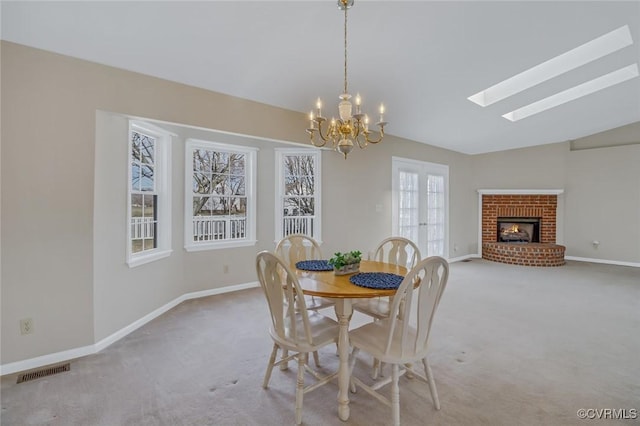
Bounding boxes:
17 363 70 384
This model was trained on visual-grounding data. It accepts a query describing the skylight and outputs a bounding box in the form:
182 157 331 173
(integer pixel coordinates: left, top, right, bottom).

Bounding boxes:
468 25 634 107
502 64 639 121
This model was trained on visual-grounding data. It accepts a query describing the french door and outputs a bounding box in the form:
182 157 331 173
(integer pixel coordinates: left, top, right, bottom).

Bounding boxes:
392 157 449 258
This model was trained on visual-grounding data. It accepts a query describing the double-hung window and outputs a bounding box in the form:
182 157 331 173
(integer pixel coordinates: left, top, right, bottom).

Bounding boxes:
185 139 257 251
127 121 172 267
275 149 321 242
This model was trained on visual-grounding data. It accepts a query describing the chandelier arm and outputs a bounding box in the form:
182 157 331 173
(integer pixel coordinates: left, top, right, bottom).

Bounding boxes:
314 121 332 143
354 133 369 149
363 128 385 144
308 130 328 147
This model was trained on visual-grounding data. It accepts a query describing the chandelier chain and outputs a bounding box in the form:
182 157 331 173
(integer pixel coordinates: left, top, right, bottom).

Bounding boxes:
344 3 348 94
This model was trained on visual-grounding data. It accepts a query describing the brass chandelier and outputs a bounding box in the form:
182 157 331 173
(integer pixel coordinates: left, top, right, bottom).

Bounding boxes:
306 0 387 159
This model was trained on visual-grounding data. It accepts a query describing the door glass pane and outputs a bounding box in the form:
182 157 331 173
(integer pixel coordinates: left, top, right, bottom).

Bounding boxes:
394 160 448 258
426 174 445 256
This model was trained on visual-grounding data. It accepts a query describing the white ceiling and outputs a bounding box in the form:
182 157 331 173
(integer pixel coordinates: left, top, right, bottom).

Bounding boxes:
2 1 639 154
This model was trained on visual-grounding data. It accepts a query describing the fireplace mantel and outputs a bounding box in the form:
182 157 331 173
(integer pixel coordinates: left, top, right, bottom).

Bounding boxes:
477 189 564 195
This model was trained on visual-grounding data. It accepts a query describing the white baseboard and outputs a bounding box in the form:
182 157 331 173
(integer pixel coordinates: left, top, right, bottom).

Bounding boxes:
0 281 260 376
564 256 640 268
447 254 481 263
466 252 639 268
0 345 96 377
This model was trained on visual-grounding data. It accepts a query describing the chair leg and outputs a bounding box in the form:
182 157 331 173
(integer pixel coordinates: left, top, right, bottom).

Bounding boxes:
280 349 289 371
313 350 321 367
422 357 440 410
391 364 401 426
372 358 381 379
295 353 306 425
263 343 279 388
374 360 387 378
348 347 360 393
405 362 414 379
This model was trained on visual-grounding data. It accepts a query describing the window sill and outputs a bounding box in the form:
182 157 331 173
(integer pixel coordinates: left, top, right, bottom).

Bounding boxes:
127 249 173 268
185 240 257 252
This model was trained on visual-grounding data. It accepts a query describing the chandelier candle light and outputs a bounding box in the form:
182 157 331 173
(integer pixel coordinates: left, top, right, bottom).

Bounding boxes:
306 0 387 159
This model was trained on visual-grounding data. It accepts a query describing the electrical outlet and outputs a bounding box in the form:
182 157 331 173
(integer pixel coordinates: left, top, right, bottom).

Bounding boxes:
20 318 34 335
223 264 229 274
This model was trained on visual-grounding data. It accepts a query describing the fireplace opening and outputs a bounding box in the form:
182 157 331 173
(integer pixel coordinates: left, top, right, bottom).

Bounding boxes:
497 217 540 243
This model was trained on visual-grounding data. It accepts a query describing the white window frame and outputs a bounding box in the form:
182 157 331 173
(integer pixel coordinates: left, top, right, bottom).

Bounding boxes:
184 139 257 251
275 148 322 244
392 157 449 258
126 121 172 267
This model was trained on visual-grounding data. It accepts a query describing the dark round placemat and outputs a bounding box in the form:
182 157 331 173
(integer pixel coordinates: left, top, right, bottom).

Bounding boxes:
349 272 404 289
295 260 334 272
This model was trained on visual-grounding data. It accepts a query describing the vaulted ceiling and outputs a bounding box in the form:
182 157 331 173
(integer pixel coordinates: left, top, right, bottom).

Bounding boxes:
2 1 639 154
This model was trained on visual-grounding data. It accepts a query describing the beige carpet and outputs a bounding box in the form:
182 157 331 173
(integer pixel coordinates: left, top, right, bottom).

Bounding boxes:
2 259 639 425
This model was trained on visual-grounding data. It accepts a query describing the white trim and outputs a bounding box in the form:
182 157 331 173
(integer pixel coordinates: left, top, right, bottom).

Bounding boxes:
184 240 257 252
450 254 639 268
477 189 565 195
477 191 483 259
126 248 172 268
565 256 640 268
447 254 480 263
274 148 322 242
0 281 260 376
0 345 96 377
117 111 308 149
392 157 449 257
127 120 172 266
184 139 258 251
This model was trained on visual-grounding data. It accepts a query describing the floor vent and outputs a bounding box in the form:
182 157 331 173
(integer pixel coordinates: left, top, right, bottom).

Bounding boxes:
17 363 70 384
461 259 472 262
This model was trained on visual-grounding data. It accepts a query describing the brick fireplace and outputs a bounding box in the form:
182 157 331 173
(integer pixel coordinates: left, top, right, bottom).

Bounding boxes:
478 190 565 266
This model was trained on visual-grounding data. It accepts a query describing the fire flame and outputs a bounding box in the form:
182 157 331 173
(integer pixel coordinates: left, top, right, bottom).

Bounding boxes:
502 224 520 234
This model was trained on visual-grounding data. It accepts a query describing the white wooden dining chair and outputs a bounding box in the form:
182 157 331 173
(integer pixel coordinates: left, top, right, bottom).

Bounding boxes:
275 234 336 312
352 237 421 378
348 256 449 426
353 236 421 320
256 251 339 425
275 234 337 367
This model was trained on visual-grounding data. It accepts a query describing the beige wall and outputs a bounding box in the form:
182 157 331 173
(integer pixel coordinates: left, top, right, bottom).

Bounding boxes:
3 41 638 367
1 42 475 365
564 144 640 261
472 142 640 263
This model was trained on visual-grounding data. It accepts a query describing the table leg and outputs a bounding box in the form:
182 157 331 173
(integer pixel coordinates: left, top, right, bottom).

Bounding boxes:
335 298 352 421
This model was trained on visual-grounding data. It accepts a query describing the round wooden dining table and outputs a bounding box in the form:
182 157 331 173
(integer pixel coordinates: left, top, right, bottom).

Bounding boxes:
295 260 407 421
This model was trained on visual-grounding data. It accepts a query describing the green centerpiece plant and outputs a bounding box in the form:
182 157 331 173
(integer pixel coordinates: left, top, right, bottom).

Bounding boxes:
328 250 362 275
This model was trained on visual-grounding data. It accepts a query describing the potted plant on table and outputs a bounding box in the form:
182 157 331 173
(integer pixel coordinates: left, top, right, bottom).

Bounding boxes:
328 250 362 275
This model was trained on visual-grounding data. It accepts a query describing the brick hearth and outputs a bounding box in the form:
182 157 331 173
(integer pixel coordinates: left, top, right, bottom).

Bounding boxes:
480 192 565 267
